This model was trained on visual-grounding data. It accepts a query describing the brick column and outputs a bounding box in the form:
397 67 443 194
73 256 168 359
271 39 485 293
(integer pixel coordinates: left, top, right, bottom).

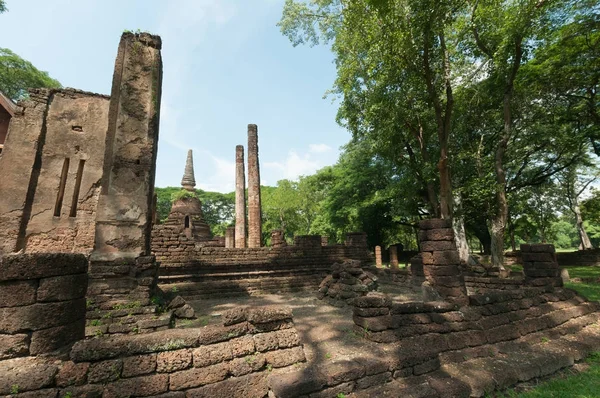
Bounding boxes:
389 245 398 268
419 219 468 305
271 230 287 248
521 244 562 287
235 145 246 248
93 32 162 260
375 246 382 267
225 227 235 248
247 124 262 248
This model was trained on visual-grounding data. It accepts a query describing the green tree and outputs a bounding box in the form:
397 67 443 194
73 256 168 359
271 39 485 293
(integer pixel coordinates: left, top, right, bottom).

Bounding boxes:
0 48 61 100
0 1 6 13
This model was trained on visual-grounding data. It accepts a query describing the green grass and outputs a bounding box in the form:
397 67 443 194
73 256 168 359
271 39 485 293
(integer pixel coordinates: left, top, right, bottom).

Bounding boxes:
563 266 600 302
494 352 600 397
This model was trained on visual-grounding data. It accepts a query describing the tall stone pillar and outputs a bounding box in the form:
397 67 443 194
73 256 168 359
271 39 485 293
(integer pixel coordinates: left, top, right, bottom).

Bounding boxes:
92 32 162 260
375 245 382 267
235 145 246 248
225 227 235 248
247 124 262 248
389 245 398 268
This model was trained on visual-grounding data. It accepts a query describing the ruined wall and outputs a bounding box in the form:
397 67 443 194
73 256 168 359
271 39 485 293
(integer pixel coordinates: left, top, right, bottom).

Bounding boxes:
155 233 373 300
0 89 109 255
0 253 88 358
0 306 306 397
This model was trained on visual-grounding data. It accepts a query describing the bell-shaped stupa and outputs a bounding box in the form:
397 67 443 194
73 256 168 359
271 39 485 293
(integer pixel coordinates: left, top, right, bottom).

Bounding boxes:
163 149 211 240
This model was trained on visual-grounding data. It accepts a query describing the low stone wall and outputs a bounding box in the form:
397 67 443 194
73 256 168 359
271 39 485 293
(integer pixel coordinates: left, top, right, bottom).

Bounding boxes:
317 259 377 306
0 306 306 397
464 276 524 294
556 249 600 266
521 244 563 287
0 253 88 358
157 234 373 300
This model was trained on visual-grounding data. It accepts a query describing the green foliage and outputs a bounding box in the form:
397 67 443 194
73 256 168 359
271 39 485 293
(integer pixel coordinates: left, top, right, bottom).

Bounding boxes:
0 48 61 101
0 1 6 13
564 266 600 302
171 189 198 202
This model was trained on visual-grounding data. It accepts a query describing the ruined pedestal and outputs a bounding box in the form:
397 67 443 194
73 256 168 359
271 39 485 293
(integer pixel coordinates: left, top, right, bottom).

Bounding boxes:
419 219 468 306
521 244 563 287
247 124 262 248
235 145 246 248
271 229 287 248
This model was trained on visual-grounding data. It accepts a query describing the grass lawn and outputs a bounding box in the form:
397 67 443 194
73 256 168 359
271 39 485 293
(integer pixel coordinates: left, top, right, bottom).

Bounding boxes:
494 352 600 398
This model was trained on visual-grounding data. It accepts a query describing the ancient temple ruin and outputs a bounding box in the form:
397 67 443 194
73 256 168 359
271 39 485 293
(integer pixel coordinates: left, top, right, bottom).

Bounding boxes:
1 31 600 398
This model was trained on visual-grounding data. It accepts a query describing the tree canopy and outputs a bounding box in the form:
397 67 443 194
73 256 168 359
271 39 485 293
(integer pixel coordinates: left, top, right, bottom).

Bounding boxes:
0 48 61 101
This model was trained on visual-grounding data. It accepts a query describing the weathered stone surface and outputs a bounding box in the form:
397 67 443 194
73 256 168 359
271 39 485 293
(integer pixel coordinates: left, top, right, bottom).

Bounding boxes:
122 353 157 377
181 149 196 190
0 334 30 359
169 362 229 390
174 303 195 319
156 349 192 373
420 240 456 252
87 359 123 383
0 280 37 307
56 361 89 387
193 342 233 367
0 357 58 394
70 328 199 361
0 299 86 333
235 145 247 249
0 253 88 281
167 295 186 309
187 372 269 398
223 307 247 326
30 324 85 355
229 353 266 376
247 124 262 248
104 373 169 398
254 332 279 352
37 274 88 302
268 368 326 397
264 346 306 367
419 219 452 230
247 306 292 324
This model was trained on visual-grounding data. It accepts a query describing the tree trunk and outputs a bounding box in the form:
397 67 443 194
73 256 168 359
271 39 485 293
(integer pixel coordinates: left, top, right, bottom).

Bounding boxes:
575 204 594 249
453 193 474 264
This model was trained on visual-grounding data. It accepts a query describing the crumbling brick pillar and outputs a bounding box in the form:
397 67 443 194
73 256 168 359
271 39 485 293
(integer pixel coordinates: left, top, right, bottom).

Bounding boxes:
225 227 235 248
88 32 162 310
389 245 399 268
521 244 563 287
0 253 88 357
93 32 162 260
419 219 468 305
375 246 382 267
271 229 286 248
321 236 328 246
235 145 246 248
247 124 262 248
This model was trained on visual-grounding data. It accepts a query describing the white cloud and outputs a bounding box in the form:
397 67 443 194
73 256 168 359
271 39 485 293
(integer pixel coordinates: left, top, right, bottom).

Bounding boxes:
198 154 236 193
264 150 321 181
309 143 332 153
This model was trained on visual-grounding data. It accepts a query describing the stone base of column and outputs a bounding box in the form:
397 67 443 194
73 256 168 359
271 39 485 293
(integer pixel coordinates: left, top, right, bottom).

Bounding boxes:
418 219 469 306
521 244 563 288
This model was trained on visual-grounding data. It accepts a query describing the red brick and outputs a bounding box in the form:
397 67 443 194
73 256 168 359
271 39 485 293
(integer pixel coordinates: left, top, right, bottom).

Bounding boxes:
193 342 232 367
156 349 192 373
122 353 157 378
169 362 229 390
264 346 306 368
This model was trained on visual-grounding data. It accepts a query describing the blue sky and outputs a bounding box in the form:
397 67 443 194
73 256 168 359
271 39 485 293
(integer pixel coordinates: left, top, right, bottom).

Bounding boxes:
1 0 349 192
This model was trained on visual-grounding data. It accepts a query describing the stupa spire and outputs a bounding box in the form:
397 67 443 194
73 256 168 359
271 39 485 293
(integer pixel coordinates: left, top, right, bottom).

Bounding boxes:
181 149 196 191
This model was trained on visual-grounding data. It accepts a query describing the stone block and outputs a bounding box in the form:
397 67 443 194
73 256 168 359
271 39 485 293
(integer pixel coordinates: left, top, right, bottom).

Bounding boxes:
264 346 306 368
156 349 192 373
0 357 58 395
0 299 86 333
353 307 389 317
0 334 30 359
0 253 87 281
418 228 454 242
276 329 300 348
309 382 355 398
36 274 88 302
56 361 89 387
229 353 266 376
87 359 123 383
419 219 452 230
349 294 392 308
253 332 279 352
222 307 247 326
197 323 247 345
169 362 229 390
103 373 169 398
246 306 292 324
187 373 269 398
193 342 233 367
230 335 255 357
421 251 460 266
0 280 37 307
268 368 326 397
321 359 366 386
30 324 85 355
353 315 390 332
122 353 157 378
